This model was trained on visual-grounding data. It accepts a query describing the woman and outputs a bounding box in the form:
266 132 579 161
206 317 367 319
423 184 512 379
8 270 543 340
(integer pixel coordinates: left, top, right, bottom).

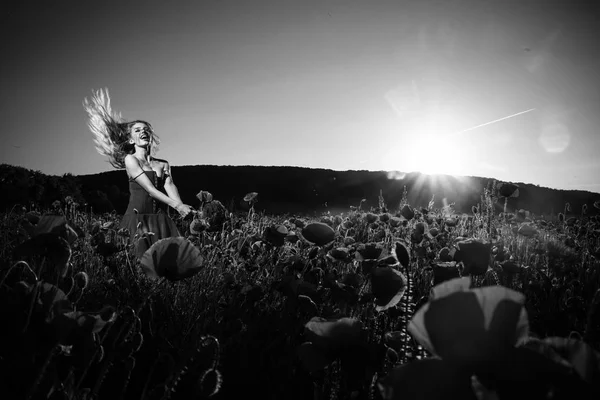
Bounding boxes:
83 88 194 258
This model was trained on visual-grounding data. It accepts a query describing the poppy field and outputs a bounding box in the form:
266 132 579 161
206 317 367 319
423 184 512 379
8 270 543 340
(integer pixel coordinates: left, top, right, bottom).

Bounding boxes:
1 184 600 400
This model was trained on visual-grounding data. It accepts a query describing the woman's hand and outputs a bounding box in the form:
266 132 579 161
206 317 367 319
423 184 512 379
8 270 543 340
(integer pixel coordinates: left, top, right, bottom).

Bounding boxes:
175 203 194 219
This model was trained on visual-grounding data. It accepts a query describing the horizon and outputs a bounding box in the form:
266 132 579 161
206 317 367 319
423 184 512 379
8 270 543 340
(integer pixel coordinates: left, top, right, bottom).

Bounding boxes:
1 1 599 193
4 161 599 196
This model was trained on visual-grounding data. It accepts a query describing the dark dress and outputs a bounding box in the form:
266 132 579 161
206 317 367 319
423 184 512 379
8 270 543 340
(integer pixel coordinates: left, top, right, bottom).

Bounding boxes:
119 170 180 258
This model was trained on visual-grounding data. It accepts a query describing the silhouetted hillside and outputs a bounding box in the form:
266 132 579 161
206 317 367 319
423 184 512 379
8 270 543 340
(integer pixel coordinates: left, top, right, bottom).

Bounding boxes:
2 163 599 217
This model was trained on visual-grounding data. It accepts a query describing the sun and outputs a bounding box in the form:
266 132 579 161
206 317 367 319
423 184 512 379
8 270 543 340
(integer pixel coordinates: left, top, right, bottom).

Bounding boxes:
380 101 475 177
406 132 467 176
382 131 468 177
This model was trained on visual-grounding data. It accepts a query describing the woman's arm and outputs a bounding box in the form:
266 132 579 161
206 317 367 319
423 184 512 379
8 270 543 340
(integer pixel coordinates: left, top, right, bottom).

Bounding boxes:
124 155 182 210
162 161 184 204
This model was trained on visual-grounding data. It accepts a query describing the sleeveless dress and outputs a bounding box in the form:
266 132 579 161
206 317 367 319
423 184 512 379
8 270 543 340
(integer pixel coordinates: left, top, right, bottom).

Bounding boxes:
119 170 181 259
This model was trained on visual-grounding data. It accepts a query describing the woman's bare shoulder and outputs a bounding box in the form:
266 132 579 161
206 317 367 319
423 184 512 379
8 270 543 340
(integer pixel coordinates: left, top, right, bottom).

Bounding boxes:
124 154 139 166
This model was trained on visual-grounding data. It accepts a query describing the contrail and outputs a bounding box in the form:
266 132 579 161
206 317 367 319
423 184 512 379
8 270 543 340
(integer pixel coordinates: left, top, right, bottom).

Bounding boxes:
455 108 536 135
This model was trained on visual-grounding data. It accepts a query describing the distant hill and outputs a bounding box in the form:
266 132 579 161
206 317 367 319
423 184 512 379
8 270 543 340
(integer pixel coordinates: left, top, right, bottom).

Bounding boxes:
2 163 599 217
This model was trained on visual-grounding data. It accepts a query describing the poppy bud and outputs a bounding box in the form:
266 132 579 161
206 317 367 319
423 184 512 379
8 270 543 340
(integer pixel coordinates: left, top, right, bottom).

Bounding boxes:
74 271 89 290
198 368 223 397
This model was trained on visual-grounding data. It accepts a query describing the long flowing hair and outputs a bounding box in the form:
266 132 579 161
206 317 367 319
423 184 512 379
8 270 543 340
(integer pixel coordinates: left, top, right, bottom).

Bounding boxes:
83 88 161 169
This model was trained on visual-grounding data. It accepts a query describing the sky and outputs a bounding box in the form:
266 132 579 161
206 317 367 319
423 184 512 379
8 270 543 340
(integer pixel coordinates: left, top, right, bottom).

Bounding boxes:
1 0 600 193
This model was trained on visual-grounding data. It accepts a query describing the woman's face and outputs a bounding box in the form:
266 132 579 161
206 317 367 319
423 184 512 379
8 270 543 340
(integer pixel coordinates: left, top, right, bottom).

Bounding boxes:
130 122 152 147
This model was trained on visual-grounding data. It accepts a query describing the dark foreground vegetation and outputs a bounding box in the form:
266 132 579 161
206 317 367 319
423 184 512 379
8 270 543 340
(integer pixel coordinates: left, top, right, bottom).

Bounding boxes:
1 182 600 399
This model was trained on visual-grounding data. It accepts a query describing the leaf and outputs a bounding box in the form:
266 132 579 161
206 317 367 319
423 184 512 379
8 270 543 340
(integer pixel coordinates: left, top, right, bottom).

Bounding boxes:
140 237 205 281
371 267 407 312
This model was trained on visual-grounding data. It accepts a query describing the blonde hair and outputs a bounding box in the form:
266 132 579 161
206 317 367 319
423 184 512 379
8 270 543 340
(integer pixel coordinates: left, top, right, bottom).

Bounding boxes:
83 88 161 169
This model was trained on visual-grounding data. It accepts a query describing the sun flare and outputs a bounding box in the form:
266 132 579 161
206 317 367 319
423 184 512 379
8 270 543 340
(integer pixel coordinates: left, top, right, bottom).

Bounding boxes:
382 131 468 177
406 133 467 176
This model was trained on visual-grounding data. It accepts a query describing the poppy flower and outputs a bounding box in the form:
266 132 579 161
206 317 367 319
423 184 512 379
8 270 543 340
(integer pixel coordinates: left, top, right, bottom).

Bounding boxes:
365 213 378 223
140 237 205 281
330 281 359 306
428 262 460 286
263 225 288 246
285 232 299 243
389 217 402 227
434 247 451 262
243 192 258 204
522 337 600 388
356 243 396 274
53 307 116 345
414 222 426 235
196 190 213 203
301 222 335 246
393 242 410 269
498 183 519 198
445 218 458 227
355 242 385 261
297 294 318 315
343 236 356 246
329 247 350 261
453 239 491 275
24 212 41 225
304 317 364 352
371 266 407 311
400 204 415 220
500 260 521 274
190 218 210 235
14 233 72 278
518 224 537 237
293 219 306 229
407 277 529 370
30 215 79 245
